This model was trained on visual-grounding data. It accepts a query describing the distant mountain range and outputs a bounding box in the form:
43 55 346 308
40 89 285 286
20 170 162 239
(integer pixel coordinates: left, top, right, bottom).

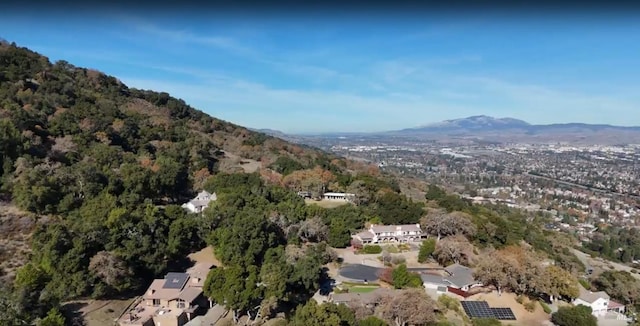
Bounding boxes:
407 115 532 132
396 115 640 134
256 115 640 145
390 115 640 143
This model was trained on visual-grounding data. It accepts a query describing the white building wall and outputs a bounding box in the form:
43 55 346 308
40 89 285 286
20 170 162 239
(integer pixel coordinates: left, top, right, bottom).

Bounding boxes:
423 283 440 290
573 298 609 316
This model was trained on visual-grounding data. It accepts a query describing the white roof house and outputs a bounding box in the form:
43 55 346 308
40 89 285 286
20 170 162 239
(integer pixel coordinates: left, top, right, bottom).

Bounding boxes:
181 190 217 214
322 192 356 202
572 285 625 316
353 223 423 244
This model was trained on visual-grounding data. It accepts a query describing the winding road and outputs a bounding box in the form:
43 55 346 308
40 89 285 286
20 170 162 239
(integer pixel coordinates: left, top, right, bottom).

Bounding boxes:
571 248 640 281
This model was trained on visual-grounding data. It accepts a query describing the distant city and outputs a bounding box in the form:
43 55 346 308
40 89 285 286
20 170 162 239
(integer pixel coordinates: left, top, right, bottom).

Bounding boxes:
274 117 640 255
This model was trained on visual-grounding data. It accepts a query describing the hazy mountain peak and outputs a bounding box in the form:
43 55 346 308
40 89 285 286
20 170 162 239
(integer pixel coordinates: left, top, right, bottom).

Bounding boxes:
416 115 530 130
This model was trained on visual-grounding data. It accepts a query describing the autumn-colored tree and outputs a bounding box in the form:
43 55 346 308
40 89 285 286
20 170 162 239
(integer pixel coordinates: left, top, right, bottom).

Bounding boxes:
298 216 329 243
282 167 335 197
377 267 394 285
347 298 375 321
433 235 475 265
192 167 211 190
474 245 548 296
541 265 580 301
375 289 437 326
88 251 135 292
421 211 476 241
259 168 283 186
474 253 509 295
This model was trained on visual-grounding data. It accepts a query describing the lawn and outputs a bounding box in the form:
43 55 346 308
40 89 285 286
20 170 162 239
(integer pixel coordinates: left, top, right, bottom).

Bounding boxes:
349 286 380 293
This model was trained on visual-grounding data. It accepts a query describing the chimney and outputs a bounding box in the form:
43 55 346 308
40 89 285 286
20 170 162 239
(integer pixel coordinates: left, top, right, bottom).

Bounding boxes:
192 277 200 284
148 289 155 295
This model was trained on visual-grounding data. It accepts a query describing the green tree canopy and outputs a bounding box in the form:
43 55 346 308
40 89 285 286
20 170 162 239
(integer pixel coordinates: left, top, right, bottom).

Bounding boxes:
551 305 597 326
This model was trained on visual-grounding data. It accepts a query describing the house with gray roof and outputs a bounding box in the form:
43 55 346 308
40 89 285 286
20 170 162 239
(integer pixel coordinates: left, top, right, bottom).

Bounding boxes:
443 264 481 291
421 263 482 294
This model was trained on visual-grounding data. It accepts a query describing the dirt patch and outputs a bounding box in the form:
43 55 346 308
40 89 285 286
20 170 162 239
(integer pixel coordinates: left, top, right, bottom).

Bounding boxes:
333 246 425 268
217 150 262 174
188 246 222 267
466 292 550 326
63 298 135 326
239 159 261 173
0 202 45 282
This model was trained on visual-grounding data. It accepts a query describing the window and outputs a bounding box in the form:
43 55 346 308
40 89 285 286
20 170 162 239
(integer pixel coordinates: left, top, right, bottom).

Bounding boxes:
153 299 160 306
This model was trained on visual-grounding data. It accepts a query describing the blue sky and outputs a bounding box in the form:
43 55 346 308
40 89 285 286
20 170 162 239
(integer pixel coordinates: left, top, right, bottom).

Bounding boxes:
1 11 639 133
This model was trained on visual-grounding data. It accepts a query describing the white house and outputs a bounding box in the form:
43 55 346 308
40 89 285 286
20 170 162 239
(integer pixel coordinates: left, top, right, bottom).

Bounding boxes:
181 190 217 214
322 192 356 202
572 286 625 316
353 223 423 244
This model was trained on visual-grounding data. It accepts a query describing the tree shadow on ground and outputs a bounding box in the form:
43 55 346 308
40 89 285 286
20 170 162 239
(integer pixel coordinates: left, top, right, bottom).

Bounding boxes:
60 302 88 326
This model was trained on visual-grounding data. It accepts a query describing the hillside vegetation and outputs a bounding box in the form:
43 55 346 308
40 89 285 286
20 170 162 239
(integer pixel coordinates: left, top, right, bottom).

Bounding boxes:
2 41 639 326
0 41 425 324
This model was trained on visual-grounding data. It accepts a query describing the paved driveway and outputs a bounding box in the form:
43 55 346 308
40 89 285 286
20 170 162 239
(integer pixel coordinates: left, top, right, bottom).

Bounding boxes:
338 264 381 282
336 248 384 267
596 312 631 326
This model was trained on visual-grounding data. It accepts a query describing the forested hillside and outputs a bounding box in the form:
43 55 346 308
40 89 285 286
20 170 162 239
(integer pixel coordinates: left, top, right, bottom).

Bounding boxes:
3 41 639 326
0 41 426 325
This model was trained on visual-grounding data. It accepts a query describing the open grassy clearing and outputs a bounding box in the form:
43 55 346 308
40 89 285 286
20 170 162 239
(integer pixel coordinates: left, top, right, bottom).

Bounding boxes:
304 199 350 209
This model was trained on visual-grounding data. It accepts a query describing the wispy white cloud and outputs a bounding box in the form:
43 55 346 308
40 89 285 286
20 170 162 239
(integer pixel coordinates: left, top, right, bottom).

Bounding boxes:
101 14 638 130
455 75 638 111
110 13 255 57
123 57 640 132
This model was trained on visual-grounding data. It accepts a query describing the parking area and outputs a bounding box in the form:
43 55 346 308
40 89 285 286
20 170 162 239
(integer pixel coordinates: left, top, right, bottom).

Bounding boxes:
596 312 631 326
338 264 381 283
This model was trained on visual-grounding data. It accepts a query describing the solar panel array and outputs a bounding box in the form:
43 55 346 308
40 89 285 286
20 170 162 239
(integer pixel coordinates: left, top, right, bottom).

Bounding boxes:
461 301 494 319
491 308 517 320
460 301 517 320
163 272 189 289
